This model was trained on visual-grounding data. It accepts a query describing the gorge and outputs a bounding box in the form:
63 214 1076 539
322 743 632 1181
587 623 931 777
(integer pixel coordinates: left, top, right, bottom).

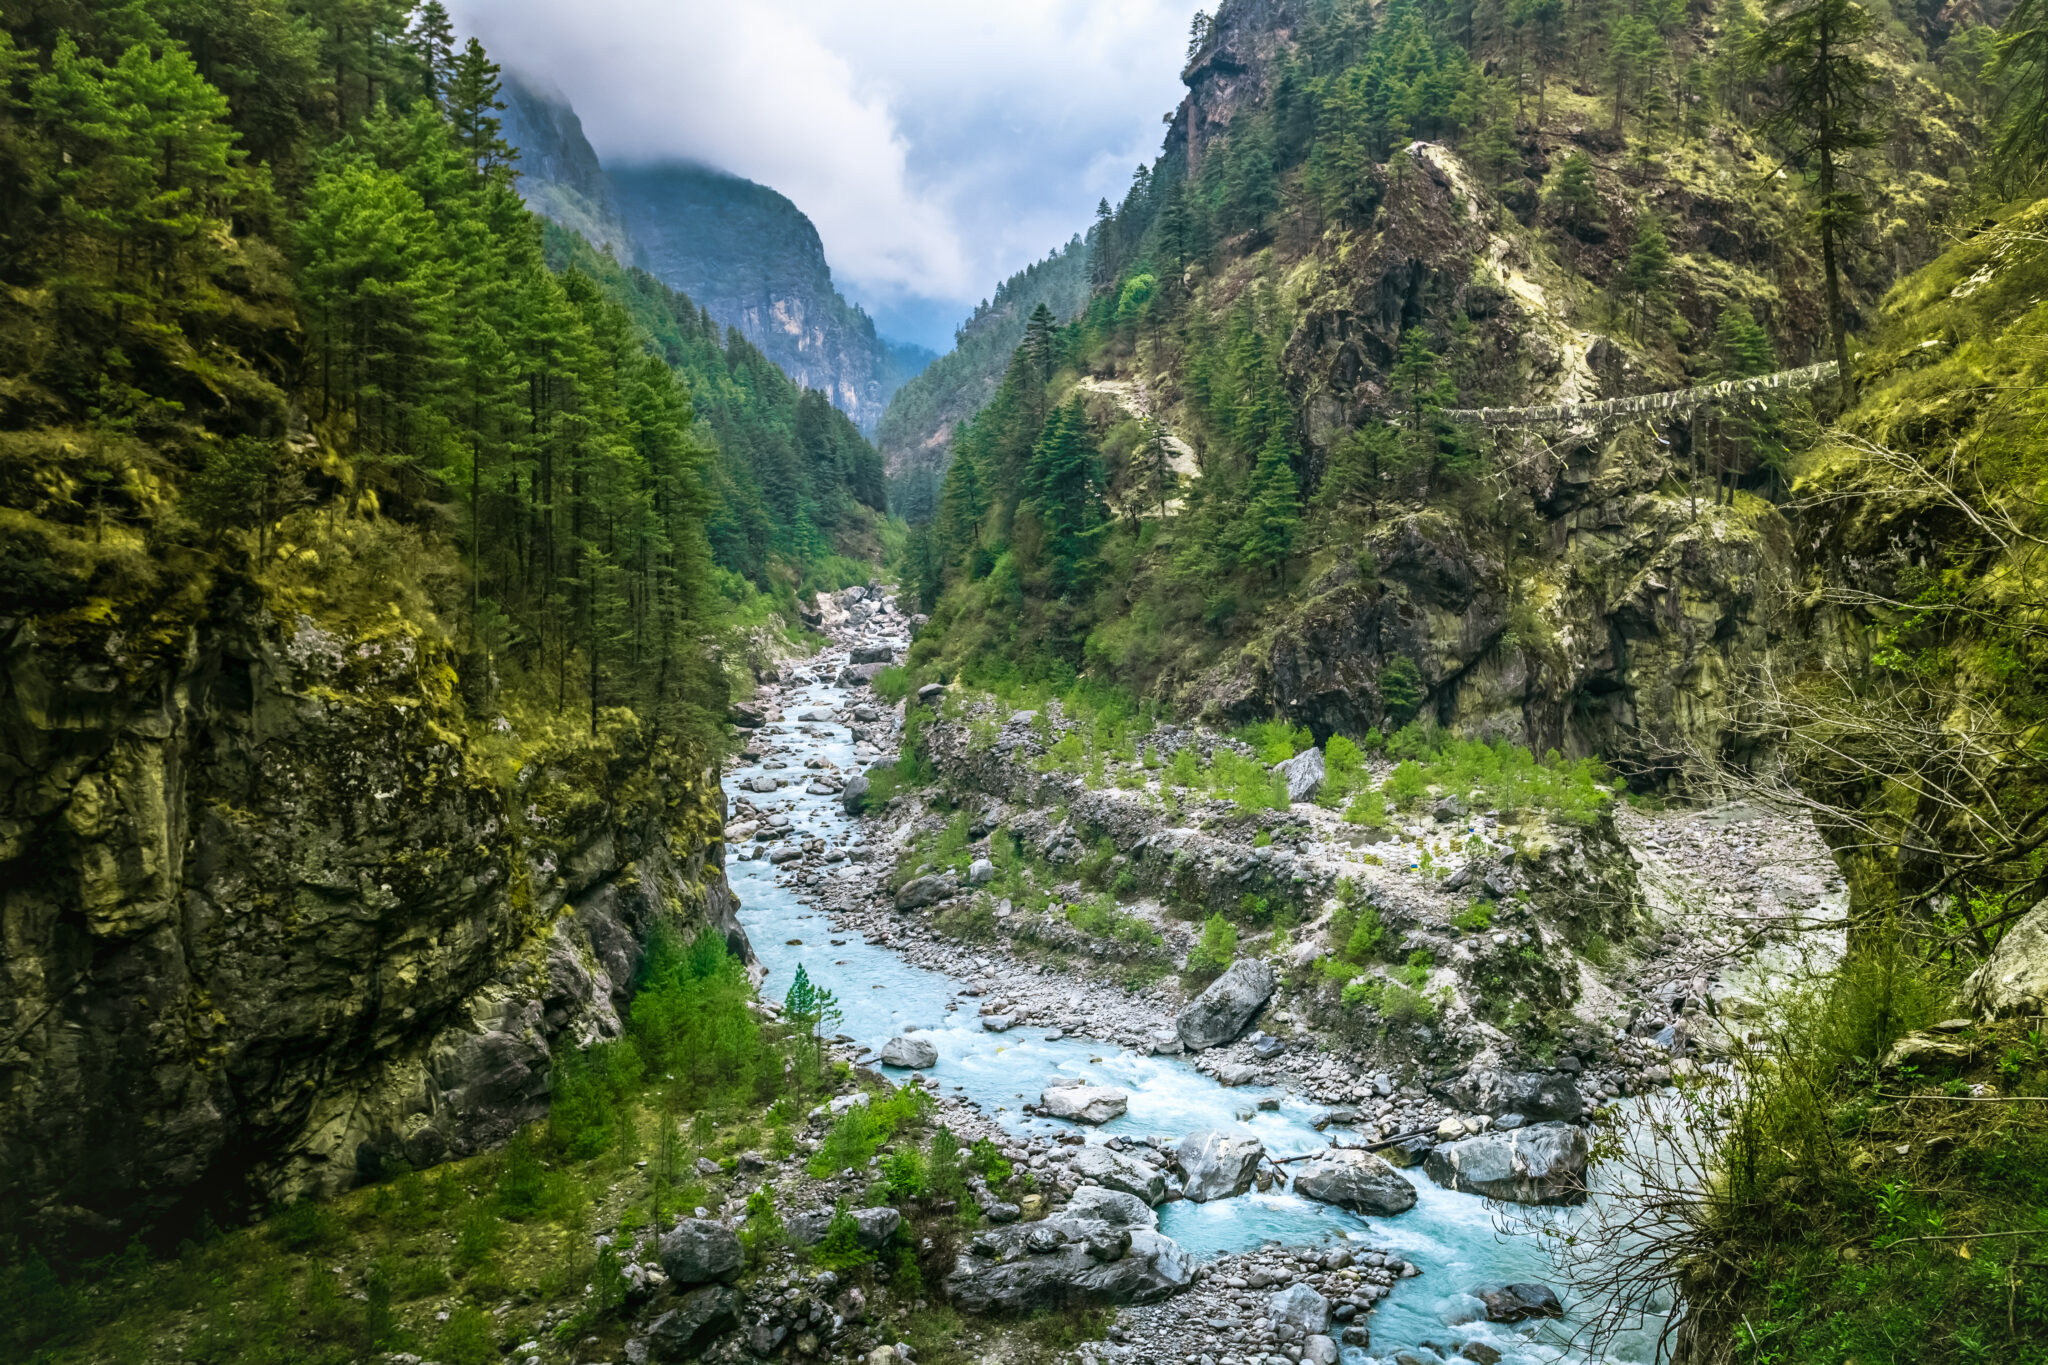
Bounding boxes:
4 0 2048 1363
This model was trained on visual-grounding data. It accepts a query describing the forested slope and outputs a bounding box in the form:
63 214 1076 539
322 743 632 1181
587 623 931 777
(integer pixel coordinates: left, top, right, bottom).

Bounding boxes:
0 0 878 1261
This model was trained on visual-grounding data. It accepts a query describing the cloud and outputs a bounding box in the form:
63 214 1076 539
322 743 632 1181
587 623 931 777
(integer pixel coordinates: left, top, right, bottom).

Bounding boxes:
447 0 1195 344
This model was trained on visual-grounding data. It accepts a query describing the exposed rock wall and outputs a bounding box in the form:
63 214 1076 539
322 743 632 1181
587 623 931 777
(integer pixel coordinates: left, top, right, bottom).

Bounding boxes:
0 595 745 1253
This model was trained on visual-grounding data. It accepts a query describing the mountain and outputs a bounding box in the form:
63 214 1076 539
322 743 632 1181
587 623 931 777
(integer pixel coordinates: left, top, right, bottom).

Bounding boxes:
610 162 934 435
876 234 1093 518
499 77 933 435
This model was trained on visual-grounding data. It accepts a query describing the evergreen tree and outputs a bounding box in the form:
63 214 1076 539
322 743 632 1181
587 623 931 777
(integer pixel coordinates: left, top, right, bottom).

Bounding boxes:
1547 150 1604 242
1622 213 1673 338
1241 431 1302 581
1746 0 1879 405
409 0 457 104
1990 0 2048 186
1021 399 1104 597
445 37 511 178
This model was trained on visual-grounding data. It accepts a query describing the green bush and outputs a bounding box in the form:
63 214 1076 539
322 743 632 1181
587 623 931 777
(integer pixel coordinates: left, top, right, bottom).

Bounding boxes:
1236 719 1312 764
969 1135 1013 1188
1395 949 1435 988
811 1205 877 1270
872 666 916 703
1344 905 1387 962
1322 734 1367 803
1169 747 1201 787
739 1185 786 1264
1452 901 1494 934
1187 913 1238 972
1385 760 1429 807
435 1306 495 1365
1344 787 1388 826
1066 893 1163 946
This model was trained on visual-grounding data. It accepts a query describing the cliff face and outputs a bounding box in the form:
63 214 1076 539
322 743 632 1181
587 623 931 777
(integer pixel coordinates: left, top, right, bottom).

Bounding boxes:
500 72 635 259
1165 0 1304 175
498 75 932 436
611 163 931 435
0 588 746 1254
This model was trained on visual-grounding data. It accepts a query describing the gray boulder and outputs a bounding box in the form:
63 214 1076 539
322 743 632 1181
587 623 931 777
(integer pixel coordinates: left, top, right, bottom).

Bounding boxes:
1438 1069 1584 1123
895 874 954 910
1039 1083 1129 1124
645 1284 741 1361
1474 1281 1565 1322
1269 1283 1332 1335
788 1206 902 1251
1175 1129 1265 1202
879 1035 938 1070
838 664 884 687
1065 1185 1158 1229
1176 959 1277 1050
1279 747 1325 804
839 771 871 814
968 857 996 885
1290 1147 1418 1215
851 645 895 664
1068 1144 1167 1204
943 1216 1189 1314
1423 1123 1589 1205
659 1218 742 1286
1962 901 2048 1018
1302 1334 1339 1365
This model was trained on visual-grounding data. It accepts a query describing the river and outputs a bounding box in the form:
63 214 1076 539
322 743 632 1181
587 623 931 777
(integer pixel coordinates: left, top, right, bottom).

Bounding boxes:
727 668 1673 1365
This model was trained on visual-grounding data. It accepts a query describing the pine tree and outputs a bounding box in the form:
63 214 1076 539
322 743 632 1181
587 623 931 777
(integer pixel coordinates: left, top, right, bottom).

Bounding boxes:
1021 303 1057 386
1710 303 1777 378
1622 213 1673 338
409 1 458 105
446 37 511 178
1547 150 1604 243
1746 0 1879 405
1022 400 1103 596
1990 0 2048 186
1241 430 1302 582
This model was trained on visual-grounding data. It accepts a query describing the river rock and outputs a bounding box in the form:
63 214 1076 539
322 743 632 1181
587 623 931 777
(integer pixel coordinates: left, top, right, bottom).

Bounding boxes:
746 775 779 793
1423 1123 1589 1205
1473 1281 1565 1322
1303 1334 1339 1365
839 771 871 814
1438 1069 1584 1123
851 645 894 664
1069 1144 1167 1204
879 1036 938 1069
896 874 954 910
645 1284 741 1360
1213 1061 1261 1086
1279 747 1325 804
1065 1185 1158 1229
1290 1147 1418 1215
943 1215 1189 1313
1961 901 2048 1018
1175 1129 1265 1202
659 1218 742 1285
1040 1082 1129 1124
1176 959 1277 1050
788 1207 902 1250
1269 1283 1332 1335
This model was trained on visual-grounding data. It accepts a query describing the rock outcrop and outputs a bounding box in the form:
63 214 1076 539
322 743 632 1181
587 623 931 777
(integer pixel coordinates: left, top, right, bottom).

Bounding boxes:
0 604 746 1253
1961 902 2048 1018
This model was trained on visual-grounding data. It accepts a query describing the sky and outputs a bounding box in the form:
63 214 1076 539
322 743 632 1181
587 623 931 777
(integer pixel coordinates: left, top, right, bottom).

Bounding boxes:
447 0 1199 354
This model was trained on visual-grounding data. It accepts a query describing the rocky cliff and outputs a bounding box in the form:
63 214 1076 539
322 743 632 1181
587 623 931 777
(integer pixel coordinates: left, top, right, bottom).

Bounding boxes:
0 586 747 1255
610 163 932 435
500 71 635 260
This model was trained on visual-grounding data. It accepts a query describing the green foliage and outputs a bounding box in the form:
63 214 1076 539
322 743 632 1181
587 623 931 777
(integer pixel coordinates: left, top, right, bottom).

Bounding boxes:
739 1186 786 1264
1187 913 1239 973
1344 786 1389 826
1379 656 1427 726
1385 759 1430 807
968 1136 1014 1188
808 1086 932 1179
631 923 778 1105
1065 893 1164 947
811 1205 878 1271
1238 719 1313 764
1453 901 1495 934
434 1306 496 1365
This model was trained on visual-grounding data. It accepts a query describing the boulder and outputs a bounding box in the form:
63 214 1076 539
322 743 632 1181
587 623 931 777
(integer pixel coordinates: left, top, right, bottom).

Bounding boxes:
981 1015 1015 1033
1068 1144 1167 1205
1213 1061 1261 1086
1473 1282 1565 1322
788 1207 903 1251
1065 1185 1158 1229
895 874 954 910
851 645 895 664
1269 1283 1332 1335
917 683 946 704
1303 1335 1339 1365
1279 747 1326 804
943 1215 1189 1314
1039 1083 1129 1124
1377 1135 1434 1168
1423 1123 1589 1205
1175 1130 1265 1202
1437 1069 1584 1123
839 771 871 814
1961 901 2048 1018
659 1218 742 1286
728 703 765 728
746 775 780 793
968 857 996 886
1176 959 1277 1050
1290 1147 1419 1216
838 664 884 687
645 1284 741 1361
879 1036 938 1070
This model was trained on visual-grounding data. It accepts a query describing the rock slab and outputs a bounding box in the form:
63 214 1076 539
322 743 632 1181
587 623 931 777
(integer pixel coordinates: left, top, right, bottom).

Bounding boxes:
1290 1147 1419 1215
1423 1123 1589 1205
658 1218 742 1285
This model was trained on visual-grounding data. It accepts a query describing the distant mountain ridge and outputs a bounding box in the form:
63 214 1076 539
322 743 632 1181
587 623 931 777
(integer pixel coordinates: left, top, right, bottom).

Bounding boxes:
876 234 1093 516
499 73 931 435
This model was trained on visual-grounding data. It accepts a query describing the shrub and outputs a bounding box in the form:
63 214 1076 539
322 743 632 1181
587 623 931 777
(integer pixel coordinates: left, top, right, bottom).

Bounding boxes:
1344 905 1387 962
1452 901 1494 934
1322 734 1367 803
739 1185 786 1264
1385 760 1429 807
968 1135 1013 1188
1187 914 1238 973
1169 747 1201 787
811 1205 877 1270
881 1148 929 1201
435 1306 495 1365
1396 949 1435 988
1344 787 1388 826
872 666 916 703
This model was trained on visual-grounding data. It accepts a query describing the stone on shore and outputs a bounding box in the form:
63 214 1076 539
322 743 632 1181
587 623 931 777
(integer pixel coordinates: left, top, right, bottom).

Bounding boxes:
1068 1144 1167 1204
658 1218 742 1286
1473 1281 1565 1322
1176 959 1277 1050
943 1216 1189 1313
